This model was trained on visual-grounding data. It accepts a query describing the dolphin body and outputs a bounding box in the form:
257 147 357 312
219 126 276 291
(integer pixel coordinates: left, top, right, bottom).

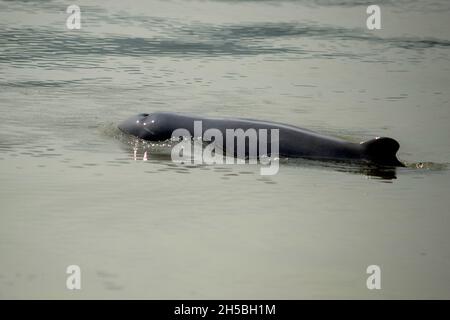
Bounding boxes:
118 112 404 167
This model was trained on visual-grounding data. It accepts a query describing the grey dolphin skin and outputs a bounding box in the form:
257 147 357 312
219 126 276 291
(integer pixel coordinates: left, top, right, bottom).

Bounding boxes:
118 112 404 167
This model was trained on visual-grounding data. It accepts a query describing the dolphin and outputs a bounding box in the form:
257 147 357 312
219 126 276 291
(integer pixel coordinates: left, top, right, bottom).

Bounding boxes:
118 112 404 167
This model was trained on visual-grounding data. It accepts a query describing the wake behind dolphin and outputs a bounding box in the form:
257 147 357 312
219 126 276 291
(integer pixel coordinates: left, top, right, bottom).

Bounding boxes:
118 112 404 167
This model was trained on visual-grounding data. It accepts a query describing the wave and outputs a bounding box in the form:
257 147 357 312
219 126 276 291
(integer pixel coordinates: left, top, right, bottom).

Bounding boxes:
1 22 449 65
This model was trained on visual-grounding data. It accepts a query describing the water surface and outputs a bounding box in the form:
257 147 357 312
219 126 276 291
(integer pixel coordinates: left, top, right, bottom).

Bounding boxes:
0 0 449 299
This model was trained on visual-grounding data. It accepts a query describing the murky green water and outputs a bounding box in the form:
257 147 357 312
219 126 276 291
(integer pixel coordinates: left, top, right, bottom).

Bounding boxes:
1 0 449 299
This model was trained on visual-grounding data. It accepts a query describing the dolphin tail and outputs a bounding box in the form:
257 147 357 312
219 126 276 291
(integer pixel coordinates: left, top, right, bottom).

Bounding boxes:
360 137 404 167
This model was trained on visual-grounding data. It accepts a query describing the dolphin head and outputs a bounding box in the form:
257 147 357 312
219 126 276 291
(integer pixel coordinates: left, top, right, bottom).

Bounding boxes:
118 113 149 138
118 113 173 141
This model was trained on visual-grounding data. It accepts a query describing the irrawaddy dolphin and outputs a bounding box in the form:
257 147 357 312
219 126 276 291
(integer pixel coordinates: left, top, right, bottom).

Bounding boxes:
118 112 404 167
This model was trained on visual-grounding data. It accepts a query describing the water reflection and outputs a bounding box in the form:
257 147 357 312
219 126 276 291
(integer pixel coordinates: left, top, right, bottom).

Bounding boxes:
295 159 400 180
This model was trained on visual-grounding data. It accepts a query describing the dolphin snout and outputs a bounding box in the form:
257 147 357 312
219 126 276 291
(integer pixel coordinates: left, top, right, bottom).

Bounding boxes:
118 114 148 136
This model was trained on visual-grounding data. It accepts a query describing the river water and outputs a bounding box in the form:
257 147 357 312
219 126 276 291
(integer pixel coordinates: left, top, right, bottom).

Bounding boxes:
0 0 449 298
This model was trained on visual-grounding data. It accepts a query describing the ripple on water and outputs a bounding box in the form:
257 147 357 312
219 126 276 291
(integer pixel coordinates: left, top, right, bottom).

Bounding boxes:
1 19 449 69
